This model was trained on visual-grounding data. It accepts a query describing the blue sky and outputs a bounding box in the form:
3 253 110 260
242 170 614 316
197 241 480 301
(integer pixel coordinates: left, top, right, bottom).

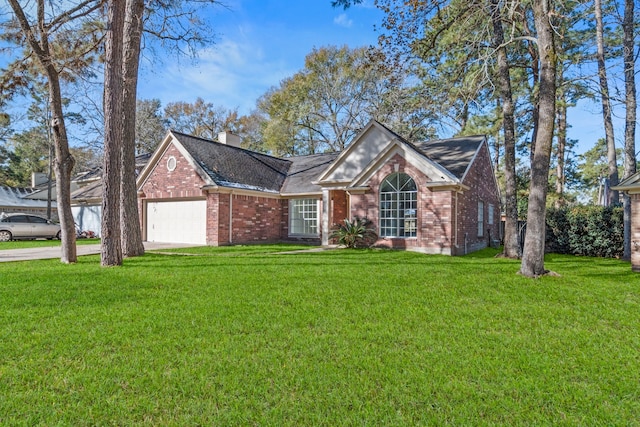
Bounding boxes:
1 0 632 154
135 0 635 155
137 0 383 115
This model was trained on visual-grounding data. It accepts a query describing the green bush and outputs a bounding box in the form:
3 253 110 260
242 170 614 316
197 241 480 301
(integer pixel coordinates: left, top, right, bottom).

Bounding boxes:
545 205 623 257
330 217 377 248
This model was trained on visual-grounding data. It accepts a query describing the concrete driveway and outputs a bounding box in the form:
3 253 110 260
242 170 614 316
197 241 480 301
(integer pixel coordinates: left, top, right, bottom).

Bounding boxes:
0 242 197 263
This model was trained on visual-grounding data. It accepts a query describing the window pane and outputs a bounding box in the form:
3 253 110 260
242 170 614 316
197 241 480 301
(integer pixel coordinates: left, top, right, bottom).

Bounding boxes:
290 199 318 236
28 216 47 224
379 173 417 238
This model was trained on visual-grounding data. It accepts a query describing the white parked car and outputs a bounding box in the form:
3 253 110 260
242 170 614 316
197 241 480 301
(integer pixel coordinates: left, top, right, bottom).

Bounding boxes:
0 213 61 241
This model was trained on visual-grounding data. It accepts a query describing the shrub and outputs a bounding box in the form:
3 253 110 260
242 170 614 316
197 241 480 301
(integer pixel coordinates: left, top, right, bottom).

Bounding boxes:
330 217 377 248
545 205 623 258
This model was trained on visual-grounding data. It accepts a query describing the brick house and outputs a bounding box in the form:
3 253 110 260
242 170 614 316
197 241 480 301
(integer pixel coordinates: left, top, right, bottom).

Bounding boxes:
136 120 501 254
612 174 640 271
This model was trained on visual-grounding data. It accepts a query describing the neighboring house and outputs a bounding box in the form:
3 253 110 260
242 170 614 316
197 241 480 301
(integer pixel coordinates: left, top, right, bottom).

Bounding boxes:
137 121 501 254
0 185 57 218
611 175 640 272
71 180 102 236
70 153 151 237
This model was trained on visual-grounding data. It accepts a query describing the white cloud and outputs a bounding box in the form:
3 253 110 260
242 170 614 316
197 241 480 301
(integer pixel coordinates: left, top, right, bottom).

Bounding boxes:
139 37 294 115
333 13 353 28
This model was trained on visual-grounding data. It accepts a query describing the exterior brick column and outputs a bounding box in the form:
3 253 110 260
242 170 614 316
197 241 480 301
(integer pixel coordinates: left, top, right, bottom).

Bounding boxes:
631 194 640 272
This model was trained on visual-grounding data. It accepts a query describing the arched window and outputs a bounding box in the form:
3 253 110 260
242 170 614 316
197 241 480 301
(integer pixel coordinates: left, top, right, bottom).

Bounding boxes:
379 173 417 238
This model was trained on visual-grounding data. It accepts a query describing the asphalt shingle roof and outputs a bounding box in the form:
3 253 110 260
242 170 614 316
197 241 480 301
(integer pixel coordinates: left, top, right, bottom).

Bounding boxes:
166 125 485 195
71 180 102 201
415 135 485 180
281 152 339 195
173 132 291 193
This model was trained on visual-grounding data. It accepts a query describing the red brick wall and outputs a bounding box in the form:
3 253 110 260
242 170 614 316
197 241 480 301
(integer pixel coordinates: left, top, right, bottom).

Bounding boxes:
631 194 640 272
456 142 501 254
230 194 284 244
419 190 454 252
350 153 455 254
331 190 348 226
349 146 500 255
208 193 222 245
139 144 207 199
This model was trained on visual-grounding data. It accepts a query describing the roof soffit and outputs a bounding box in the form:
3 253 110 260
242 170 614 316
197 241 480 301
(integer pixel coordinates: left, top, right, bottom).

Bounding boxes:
612 171 640 192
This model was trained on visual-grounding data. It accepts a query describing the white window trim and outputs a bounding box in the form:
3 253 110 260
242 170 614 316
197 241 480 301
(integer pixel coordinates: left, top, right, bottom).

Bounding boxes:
379 173 418 238
289 198 320 237
167 156 177 171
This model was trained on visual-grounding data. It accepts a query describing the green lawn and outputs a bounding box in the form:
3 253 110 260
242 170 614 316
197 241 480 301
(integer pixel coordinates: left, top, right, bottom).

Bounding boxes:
0 238 100 250
0 246 638 425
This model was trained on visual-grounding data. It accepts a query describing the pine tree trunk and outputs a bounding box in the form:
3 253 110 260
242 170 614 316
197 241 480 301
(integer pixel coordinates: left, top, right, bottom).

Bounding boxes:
6 0 77 263
622 0 637 260
523 16 540 168
120 0 145 258
48 71 78 264
490 0 519 258
101 0 125 267
519 0 556 278
555 83 567 207
595 0 619 205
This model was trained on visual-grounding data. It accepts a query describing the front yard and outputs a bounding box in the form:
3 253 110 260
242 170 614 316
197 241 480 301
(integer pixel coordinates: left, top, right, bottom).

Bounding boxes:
0 246 638 425
0 238 100 249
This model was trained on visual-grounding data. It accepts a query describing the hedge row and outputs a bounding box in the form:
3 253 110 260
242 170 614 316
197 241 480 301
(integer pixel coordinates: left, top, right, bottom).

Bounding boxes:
545 205 624 258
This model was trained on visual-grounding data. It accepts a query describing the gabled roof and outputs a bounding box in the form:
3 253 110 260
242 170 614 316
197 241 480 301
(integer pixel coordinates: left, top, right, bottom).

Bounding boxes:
138 123 490 198
171 132 291 193
74 167 102 184
415 135 486 181
316 120 485 188
71 179 102 203
367 121 485 182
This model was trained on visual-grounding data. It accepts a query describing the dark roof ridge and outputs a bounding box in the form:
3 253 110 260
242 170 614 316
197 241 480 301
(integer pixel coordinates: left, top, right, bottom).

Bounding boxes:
170 130 288 163
420 134 486 144
288 151 339 159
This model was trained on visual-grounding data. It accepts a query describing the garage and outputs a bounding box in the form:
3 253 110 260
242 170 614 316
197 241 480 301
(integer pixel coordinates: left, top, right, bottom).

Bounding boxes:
146 200 207 245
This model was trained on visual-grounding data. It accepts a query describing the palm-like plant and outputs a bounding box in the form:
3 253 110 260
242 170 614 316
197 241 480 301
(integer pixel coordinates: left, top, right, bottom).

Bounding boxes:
330 217 377 248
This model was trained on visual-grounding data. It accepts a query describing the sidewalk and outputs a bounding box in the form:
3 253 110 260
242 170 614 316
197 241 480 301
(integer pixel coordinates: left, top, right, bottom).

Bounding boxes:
0 242 196 263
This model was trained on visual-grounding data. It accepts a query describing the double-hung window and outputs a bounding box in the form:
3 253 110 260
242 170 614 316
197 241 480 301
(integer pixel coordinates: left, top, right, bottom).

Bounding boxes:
289 199 319 236
379 173 417 238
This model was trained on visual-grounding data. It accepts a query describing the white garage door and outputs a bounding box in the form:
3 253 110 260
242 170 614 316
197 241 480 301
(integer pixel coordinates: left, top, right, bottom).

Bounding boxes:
146 200 207 245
